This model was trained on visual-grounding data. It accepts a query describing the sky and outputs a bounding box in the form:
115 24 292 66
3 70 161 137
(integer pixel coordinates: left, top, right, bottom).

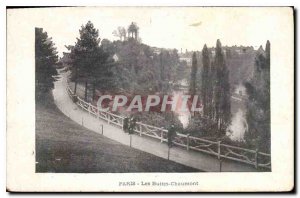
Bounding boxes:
13 7 290 57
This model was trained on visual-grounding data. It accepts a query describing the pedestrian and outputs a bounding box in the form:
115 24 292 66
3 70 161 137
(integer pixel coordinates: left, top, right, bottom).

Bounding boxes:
168 124 176 148
129 116 137 134
123 117 129 133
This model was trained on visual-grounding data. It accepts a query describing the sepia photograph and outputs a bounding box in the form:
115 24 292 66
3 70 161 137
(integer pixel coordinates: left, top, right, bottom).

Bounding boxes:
6 6 294 192
35 7 271 173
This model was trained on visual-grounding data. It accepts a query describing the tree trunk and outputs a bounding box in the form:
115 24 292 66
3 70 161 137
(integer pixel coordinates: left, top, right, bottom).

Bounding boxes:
74 79 77 94
74 67 78 94
92 80 96 101
84 80 88 101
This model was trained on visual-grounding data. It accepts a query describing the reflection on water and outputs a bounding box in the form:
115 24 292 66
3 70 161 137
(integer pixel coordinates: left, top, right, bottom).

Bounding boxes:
177 112 191 128
226 109 248 142
172 90 191 128
172 87 248 140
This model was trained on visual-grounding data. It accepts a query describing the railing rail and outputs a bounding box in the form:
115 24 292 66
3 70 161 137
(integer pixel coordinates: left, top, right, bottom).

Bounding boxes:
66 84 271 170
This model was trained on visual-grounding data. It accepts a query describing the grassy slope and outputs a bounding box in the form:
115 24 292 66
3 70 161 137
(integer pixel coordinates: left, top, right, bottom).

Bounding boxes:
36 93 199 173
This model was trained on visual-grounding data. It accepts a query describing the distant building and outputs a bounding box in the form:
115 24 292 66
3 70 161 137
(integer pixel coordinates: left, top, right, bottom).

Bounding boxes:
178 49 193 66
210 49 226 57
128 22 139 40
179 57 192 66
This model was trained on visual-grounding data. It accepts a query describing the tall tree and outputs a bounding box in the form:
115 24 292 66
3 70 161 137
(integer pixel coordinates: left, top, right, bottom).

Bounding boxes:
201 45 210 117
35 27 58 100
158 51 165 93
265 40 270 66
189 52 198 96
69 21 102 101
213 39 231 135
245 41 270 152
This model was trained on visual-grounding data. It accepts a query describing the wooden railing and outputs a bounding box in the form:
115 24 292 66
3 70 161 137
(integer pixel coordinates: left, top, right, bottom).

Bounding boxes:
66 85 271 170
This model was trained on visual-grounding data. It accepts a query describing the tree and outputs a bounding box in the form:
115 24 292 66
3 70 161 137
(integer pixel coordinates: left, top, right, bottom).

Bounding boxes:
35 27 58 100
69 21 106 101
213 39 231 135
201 45 210 117
112 26 127 41
101 39 115 57
189 52 198 96
265 40 270 66
159 52 165 93
245 41 270 152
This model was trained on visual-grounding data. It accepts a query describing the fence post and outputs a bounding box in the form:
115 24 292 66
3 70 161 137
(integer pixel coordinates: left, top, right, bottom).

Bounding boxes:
88 103 91 115
160 130 164 143
130 134 132 147
218 141 221 160
139 124 142 136
255 149 259 169
101 124 103 135
107 114 110 124
187 134 190 151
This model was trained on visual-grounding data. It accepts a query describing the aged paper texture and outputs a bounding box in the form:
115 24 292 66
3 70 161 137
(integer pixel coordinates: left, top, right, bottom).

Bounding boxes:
7 7 294 192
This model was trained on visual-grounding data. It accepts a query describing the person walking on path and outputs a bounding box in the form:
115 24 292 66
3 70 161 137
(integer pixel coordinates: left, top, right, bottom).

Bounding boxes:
123 117 129 133
128 116 137 135
168 124 176 148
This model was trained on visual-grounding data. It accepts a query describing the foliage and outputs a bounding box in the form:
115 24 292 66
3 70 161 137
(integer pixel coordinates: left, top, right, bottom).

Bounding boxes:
136 111 183 132
201 44 210 117
189 52 198 96
66 21 187 132
188 40 231 137
211 39 231 135
35 27 58 100
68 21 110 99
244 41 270 152
185 116 218 137
101 39 182 95
112 26 127 41
196 46 256 89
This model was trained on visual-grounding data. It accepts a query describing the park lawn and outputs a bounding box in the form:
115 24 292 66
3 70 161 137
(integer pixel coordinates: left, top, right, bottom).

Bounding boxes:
35 93 200 173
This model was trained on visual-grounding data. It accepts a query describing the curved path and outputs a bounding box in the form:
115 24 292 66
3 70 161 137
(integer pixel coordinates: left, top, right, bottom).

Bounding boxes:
53 70 258 172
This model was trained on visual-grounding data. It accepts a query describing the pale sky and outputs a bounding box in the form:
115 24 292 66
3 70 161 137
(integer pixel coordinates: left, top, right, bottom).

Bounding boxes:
9 7 291 56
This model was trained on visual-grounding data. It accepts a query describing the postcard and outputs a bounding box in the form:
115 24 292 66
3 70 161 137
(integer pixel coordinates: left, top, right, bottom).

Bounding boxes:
6 7 294 192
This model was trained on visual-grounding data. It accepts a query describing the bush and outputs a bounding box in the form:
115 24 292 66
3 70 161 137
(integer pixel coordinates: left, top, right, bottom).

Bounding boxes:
184 116 219 138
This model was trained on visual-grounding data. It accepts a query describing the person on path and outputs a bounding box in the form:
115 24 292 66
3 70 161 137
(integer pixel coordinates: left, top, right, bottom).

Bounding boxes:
168 124 176 148
128 116 136 134
123 117 129 133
